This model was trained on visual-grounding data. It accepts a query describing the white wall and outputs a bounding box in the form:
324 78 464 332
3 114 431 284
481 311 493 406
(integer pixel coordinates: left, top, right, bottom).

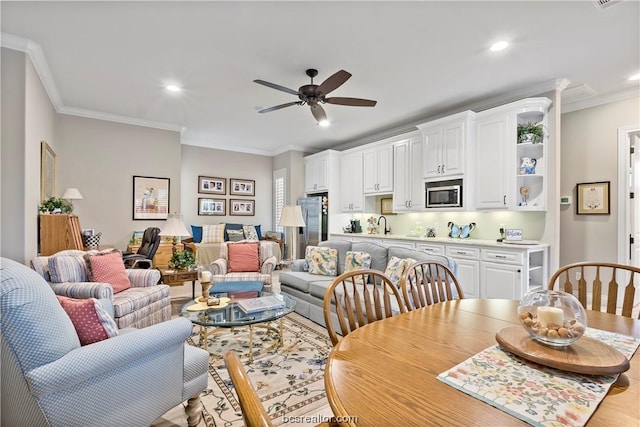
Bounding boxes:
56 115 182 251
181 144 273 233
1 47 57 263
560 96 640 265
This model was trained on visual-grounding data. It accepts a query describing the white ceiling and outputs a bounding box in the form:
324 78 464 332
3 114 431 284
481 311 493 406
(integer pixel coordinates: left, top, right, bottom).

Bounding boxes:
2 1 639 156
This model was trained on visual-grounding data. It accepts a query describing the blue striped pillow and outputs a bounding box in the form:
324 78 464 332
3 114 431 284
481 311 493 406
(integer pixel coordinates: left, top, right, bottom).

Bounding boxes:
48 255 88 283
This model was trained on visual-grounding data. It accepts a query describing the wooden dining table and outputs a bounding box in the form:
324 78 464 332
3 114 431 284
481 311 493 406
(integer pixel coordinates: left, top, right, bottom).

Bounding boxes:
324 299 640 426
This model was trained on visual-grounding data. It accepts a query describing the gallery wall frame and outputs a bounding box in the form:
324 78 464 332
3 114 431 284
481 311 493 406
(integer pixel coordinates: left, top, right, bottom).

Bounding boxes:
132 175 170 220
229 178 255 196
198 197 226 216
198 176 226 195
229 199 255 216
40 141 56 201
576 181 610 215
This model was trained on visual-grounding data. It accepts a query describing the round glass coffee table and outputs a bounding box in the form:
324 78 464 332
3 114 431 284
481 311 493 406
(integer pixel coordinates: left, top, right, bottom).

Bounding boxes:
179 292 296 363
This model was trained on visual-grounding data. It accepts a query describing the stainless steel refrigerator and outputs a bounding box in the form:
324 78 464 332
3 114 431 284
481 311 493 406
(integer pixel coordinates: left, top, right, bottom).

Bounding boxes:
297 194 328 258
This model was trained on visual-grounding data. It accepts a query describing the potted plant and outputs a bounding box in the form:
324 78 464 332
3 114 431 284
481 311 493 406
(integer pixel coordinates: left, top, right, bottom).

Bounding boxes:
39 197 73 214
169 250 196 270
517 122 545 144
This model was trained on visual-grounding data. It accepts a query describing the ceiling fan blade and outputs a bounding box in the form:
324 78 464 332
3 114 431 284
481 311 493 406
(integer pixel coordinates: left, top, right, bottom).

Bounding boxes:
253 79 300 96
317 70 351 96
258 101 301 113
310 104 327 122
325 97 377 107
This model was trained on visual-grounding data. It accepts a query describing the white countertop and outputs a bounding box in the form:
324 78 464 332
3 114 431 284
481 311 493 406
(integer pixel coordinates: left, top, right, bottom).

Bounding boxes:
329 232 549 249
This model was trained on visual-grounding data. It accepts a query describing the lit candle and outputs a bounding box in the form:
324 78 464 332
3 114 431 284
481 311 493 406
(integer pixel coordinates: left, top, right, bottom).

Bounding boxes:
200 271 212 283
537 306 564 326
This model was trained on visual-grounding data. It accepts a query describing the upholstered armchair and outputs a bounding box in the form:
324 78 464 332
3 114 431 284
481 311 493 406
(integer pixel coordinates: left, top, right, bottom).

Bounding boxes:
31 249 171 329
1 257 209 427
209 241 278 290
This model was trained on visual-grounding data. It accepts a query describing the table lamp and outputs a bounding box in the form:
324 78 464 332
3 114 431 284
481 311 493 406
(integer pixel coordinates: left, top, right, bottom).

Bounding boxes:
61 188 83 211
159 213 191 254
278 205 306 261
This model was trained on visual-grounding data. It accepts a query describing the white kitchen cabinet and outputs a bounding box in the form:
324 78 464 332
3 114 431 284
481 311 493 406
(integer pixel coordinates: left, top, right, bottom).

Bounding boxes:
481 262 522 299
418 111 475 179
305 150 339 193
340 151 364 212
474 98 551 211
363 143 394 194
446 245 480 299
393 132 424 212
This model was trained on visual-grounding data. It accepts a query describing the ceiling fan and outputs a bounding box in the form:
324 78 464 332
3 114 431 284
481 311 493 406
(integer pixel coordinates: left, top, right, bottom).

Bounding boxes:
254 69 377 124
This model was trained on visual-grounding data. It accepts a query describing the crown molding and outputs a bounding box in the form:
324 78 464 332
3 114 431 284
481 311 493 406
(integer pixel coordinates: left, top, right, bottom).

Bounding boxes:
561 86 640 113
2 32 64 110
59 106 184 133
181 138 277 157
2 32 183 134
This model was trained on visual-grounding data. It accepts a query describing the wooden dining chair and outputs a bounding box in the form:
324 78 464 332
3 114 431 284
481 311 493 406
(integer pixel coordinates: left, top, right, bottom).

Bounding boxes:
224 350 273 427
224 350 340 427
400 260 464 311
547 262 640 319
323 269 406 346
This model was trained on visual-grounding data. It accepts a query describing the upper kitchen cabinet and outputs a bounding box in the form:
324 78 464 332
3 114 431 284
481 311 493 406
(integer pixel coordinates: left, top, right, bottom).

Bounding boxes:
417 111 475 179
393 131 424 212
474 98 552 211
305 150 339 194
340 150 364 212
363 142 394 195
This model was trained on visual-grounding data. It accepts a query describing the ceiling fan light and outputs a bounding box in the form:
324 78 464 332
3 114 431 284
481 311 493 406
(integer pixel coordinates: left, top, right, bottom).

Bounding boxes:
490 41 509 52
318 119 330 127
629 73 640 81
165 85 181 92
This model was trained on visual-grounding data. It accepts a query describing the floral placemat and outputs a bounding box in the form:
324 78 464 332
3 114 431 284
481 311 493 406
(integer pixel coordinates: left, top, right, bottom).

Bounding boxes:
437 328 639 427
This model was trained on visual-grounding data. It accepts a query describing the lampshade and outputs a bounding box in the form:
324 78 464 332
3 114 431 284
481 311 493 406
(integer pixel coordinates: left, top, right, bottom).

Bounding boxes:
160 213 191 237
278 205 306 227
61 188 83 200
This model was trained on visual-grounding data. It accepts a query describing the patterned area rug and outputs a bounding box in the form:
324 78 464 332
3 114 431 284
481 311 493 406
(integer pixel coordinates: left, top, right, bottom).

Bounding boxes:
193 312 332 426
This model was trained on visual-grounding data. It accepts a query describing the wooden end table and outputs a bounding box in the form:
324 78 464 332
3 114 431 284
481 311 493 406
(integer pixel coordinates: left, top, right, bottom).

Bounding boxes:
158 268 198 299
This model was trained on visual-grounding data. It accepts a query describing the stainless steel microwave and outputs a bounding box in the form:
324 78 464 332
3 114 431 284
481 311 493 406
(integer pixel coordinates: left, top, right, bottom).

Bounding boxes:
425 179 463 208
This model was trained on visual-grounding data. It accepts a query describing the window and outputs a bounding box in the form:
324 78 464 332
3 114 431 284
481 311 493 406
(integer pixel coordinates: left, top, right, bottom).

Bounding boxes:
273 169 285 233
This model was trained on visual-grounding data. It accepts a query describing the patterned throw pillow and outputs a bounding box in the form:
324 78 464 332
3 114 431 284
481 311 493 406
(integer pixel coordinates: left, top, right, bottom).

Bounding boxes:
243 225 259 241
48 255 87 283
57 296 118 346
84 250 131 293
344 251 372 284
384 256 408 288
227 242 260 272
305 246 338 276
202 224 225 243
403 257 419 285
227 229 245 242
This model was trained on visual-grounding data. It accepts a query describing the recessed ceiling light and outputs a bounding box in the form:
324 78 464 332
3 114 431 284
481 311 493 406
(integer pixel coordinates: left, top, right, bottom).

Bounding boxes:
318 120 330 127
629 73 640 81
490 41 509 52
165 85 181 92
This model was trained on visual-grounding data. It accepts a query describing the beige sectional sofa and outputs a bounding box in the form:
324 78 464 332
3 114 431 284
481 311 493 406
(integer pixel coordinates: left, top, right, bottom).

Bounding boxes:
279 239 458 327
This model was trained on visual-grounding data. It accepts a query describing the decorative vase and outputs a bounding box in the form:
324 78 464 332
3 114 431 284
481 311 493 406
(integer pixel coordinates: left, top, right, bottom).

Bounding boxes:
518 289 587 347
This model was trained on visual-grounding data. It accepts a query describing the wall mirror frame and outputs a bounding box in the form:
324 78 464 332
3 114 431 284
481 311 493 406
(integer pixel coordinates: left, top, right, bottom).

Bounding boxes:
40 141 56 201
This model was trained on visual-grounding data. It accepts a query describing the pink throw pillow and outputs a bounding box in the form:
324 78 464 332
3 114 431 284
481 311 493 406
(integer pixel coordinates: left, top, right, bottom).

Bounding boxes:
57 296 119 345
227 242 260 272
84 250 131 293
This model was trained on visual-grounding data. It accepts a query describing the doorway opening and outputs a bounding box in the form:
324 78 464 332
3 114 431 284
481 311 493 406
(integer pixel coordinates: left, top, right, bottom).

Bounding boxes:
617 125 640 266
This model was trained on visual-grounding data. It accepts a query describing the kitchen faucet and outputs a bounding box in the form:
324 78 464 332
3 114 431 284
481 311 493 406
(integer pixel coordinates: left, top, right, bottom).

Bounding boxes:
377 216 391 235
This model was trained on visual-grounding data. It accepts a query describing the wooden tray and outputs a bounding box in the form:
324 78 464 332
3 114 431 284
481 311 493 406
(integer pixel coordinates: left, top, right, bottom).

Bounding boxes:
186 297 231 312
495 326 630 375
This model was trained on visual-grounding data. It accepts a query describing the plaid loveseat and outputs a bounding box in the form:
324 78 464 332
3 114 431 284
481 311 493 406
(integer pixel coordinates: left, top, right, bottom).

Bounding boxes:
31 250 170 329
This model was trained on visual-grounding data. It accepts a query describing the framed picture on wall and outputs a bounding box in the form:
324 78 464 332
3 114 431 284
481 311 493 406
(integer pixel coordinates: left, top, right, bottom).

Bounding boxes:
198 176 226 195
198 198 226 216
132 176 170 220
229 178 255 196
40 141 56 201
229 199 255 216
576 181 610 215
